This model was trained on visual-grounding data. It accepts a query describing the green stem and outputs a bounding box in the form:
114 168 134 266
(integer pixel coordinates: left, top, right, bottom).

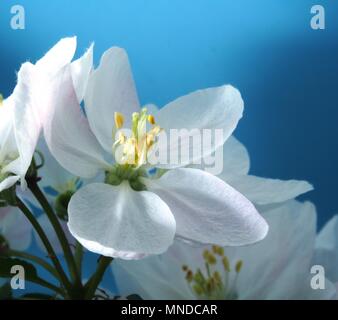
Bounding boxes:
74 242 83 279
7 249 59 279
31 277 65 295
28 181 80 287
84 256 113 300
16 197 72 294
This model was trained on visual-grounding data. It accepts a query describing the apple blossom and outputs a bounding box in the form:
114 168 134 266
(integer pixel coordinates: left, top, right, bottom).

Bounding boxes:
42 46 268 260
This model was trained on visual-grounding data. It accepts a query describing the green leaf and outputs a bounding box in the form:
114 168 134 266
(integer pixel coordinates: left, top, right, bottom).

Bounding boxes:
0 257 38 282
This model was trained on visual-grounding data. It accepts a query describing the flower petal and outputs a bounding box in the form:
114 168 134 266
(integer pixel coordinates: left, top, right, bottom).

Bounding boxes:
35 37 77 75
4 38 77 187
226 175 313 205
8 63 42 185
68 182 176 259
155 85 244 168
71 44 94 102
232 200 335 299
84 47 140 152
0 176 20 192
191 135 250 176
315 215 338 284
43 65 109 178
144 168 268 246
112 251 195 299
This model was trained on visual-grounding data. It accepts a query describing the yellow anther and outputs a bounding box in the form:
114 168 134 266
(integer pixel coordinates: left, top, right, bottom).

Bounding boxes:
235 260 243 273
194 269 205 284
212 245 224 256
206 253 217 265
0 94 3 107
114 112 124 129
203 249 211 261
147 114 156 125
222 256 230 272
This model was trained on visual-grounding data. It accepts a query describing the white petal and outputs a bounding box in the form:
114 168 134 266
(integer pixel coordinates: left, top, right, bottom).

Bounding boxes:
68 182 176 259
315 215 338 284
43 66 109 178
0 175 20 192
71 44 94 102
112 251 194 299
226 175 313 205
114 201 336 300
155 85 244 168
84 47 140 152
35 37 77 75
1 38 77 188
191 135 250 176
9 63 42 184
144 168 268 246
232 200 335 299
35 214 75 255
0 207 32 251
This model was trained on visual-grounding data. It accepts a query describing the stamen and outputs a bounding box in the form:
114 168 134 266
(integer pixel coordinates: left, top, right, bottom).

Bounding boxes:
147 114 156 125
222 256 230 272
114 112 124 129
182 247 243 300
0 94 3 107
112 109 163 168
212 245 224 256
235 260 243 273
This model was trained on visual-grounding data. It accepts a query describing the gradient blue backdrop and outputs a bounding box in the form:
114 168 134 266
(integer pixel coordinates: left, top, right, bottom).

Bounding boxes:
1 0 337 296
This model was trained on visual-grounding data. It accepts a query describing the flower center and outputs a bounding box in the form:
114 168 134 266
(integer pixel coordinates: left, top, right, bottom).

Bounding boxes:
112 108 162 168
105 108 163 191
182 245 243 300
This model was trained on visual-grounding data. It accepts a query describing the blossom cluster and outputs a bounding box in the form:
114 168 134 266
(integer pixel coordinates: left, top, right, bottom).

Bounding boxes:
0 38 337 300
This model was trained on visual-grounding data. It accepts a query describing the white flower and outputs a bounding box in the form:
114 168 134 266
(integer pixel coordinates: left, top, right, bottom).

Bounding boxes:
42 45 268 259
112 199 336 300
0 206 32 251
0 37 77 193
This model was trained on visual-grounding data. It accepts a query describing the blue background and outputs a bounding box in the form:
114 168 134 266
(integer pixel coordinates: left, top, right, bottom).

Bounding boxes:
1 0 338 296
